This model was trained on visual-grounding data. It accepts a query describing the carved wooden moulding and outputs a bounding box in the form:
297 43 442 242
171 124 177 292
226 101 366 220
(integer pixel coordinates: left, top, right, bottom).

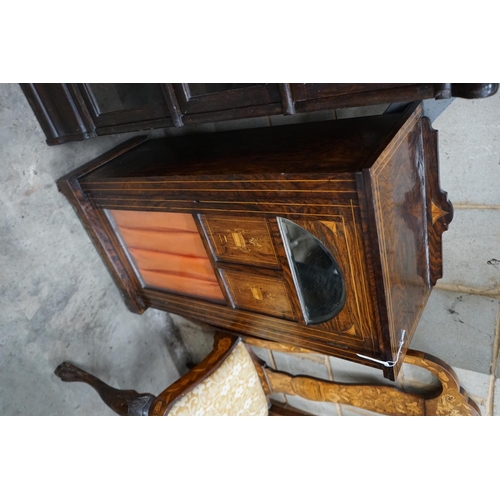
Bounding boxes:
58 102 452 380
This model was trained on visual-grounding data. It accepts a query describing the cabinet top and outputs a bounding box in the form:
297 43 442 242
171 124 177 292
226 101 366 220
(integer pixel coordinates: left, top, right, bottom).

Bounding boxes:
83 105 421 181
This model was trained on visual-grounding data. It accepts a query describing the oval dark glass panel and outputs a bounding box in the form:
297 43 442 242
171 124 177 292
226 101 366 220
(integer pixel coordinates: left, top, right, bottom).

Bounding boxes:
277 218 346 325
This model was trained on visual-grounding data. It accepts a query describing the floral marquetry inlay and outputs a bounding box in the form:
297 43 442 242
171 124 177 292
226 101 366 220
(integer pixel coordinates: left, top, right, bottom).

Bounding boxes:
222 229 264 253
431 201 449 224
203 216 279 267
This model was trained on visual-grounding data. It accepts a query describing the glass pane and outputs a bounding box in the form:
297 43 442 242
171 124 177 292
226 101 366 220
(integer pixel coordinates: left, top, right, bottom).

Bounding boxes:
277 218 346 325
106 210 225 304
188 83 263 97
87 84 164 113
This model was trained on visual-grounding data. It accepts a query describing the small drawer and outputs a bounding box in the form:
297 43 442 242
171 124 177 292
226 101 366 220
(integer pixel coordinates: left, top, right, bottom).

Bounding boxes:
201 216 279 267
221 269 296 320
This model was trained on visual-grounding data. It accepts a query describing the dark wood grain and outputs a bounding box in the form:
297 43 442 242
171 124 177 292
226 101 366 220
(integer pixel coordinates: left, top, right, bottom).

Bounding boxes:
81 115 399 179
450 83 499 99
291 83 418 101
180 102 282 125
293 84 437 113
361 103 432 379
77 83 171 129
142 287 391 366
21 83 498 145
20 83 96 145
220 268 297 320
421 117 453 286
57 138 150 314
201 216 280 267
269 403 312 416
58 105 452 380
95 117 174 136
173 83 281 115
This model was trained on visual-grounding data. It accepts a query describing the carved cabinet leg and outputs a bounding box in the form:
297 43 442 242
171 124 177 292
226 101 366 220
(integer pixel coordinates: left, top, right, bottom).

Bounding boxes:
54 362 155 416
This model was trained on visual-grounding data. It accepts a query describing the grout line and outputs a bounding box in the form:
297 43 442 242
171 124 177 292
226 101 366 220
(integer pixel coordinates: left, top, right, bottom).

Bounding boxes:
267 349 287 405
267 349 277 370
453 204 500 210
434 282 500 299
487 375 495 416
325 356 334 381
486 304 500 415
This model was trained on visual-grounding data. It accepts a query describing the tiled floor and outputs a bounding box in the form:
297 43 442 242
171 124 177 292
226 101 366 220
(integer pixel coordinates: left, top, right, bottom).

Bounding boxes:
2 83 499 415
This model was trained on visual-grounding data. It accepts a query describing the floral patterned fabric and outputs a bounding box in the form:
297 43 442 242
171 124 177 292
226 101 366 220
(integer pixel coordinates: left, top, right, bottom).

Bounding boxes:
168 343 269 416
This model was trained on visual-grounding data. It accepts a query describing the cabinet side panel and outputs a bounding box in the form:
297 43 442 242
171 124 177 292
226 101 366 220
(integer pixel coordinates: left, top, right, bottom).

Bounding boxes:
368 111 431 375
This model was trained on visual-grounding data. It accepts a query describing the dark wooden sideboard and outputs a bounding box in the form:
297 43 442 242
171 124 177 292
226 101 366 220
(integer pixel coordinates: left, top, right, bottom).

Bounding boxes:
58 102 451 380
21 83 498 146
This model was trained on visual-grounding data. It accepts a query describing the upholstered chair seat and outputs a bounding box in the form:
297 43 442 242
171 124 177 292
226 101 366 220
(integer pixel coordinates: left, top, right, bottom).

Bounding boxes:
167 342 268 416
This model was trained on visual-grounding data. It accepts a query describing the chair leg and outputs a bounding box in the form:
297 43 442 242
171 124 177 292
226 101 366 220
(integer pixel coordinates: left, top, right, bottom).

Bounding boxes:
54 362 155 416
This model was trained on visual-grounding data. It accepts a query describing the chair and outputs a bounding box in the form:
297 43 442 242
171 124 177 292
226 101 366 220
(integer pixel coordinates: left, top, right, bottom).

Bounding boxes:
54 331 480 416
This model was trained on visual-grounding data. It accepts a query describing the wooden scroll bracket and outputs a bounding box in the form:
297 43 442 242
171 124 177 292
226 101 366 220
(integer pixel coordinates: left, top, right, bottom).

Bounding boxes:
244 337 480 416
422 116 453 287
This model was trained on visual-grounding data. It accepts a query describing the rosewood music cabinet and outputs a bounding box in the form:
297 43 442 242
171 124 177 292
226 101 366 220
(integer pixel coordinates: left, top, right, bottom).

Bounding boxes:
58 102 452 380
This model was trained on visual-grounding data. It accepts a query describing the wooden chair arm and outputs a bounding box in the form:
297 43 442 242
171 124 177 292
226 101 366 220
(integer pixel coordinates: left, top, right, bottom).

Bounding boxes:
243 337 480 416
149 331 240 416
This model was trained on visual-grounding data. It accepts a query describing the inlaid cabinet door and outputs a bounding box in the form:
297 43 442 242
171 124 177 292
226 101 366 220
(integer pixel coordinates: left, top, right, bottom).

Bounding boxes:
172 83 281 115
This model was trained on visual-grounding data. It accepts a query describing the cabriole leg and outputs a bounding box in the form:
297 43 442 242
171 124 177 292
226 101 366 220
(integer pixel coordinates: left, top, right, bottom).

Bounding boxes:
54 362 155 416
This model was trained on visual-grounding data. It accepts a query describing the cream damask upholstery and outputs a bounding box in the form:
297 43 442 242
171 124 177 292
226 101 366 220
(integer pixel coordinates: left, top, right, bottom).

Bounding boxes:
168 343 269 416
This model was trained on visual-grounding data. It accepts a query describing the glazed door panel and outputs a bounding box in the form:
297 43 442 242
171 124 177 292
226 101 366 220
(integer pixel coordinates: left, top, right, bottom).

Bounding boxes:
78 83 172 128
173 83 281 115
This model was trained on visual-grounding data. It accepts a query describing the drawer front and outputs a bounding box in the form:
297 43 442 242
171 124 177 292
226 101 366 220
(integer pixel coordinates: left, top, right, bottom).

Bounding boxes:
202 216 279 267
221 270 296 320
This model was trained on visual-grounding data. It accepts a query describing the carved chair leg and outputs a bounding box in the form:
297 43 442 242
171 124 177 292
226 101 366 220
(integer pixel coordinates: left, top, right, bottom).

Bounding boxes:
54 362 155 416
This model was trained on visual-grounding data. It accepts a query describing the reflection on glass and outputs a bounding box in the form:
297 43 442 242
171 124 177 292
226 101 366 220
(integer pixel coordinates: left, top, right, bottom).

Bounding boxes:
88 84 164 113
277 218 346 325
188 83 263 97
